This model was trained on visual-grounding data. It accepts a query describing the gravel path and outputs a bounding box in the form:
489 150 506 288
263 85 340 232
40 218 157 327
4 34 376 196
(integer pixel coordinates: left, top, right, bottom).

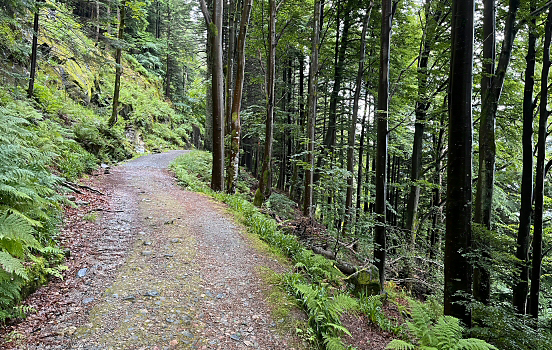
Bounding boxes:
5 151 301 349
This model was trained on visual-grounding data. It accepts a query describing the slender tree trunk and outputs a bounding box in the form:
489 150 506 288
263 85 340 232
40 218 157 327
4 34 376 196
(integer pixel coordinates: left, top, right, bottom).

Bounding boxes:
474 0 520 304
226 0 253 193
343 4 372 235
165 4 172 99
200 0 225 191
225 0 236 136
314 2 352 184
28 5 40 99
96 0 100 42
303 0 321 217
254 0 276 206
405 0 436 238
530 7 552 322
445 0 474 327
356 90 369 219
375 0 392 291
513 0 536 316
109 0 126 127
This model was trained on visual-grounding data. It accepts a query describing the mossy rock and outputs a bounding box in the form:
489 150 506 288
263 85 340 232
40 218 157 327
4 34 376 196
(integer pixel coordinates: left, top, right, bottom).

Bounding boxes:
352 265 380 296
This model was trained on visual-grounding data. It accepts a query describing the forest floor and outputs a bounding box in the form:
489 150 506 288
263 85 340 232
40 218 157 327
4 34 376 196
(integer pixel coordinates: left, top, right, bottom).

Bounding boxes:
1 151 307 349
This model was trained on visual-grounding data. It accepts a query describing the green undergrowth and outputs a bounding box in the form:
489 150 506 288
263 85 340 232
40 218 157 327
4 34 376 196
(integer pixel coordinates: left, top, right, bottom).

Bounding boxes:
170 151 390 349
170 151 509 350
0 0 200 323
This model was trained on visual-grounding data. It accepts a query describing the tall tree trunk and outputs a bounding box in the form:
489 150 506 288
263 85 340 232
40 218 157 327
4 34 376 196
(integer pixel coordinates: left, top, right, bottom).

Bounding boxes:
109 0 126 127
225 0 236 136
303 0 321 217
474 0 520 304
225 0 253 193
254 0 276 206
375 0 392 291
530 7 552 322
96 0 100 42
343 4 372 235
28 4 40 98
512 0 536 316
356 90 369 219
445 0 474 327
405 0 437 239
165 4 171 99
200 0 225 191
314 2 352 184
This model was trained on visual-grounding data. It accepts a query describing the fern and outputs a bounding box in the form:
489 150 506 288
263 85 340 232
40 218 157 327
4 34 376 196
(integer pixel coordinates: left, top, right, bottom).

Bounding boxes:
386 302 497 350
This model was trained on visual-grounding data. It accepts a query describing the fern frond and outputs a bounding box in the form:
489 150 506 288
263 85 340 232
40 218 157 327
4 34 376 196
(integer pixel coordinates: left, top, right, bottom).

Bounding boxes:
0 251 27 279
386 339 417 350
323 334 347 350
456 338 498 350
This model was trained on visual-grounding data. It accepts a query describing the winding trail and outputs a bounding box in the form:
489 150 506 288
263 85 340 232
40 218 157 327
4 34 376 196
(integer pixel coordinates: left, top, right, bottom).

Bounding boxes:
7 151 300 349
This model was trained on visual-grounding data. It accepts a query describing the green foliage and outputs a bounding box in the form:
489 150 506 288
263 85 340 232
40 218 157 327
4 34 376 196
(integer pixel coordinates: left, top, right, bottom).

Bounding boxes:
358 294 404 336
386 302 497 350
264 192 298 220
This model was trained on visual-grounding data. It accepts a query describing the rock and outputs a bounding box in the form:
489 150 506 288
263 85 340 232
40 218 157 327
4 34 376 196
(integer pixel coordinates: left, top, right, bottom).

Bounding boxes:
216 293 225 299
77 268 88 278
139 308 148 314
122 295 136 301
352 265 380 296
144 290 159 297
244 340 254 347
83 297 94 304
230 333 241 341
170 238 180 243
181 330 194 338
166 318 175 323
75 200 90 206
65 326 77 336
141 251 153 256
169 339 179 347
164 254 174 258
67 195 77 202
143 241 152 246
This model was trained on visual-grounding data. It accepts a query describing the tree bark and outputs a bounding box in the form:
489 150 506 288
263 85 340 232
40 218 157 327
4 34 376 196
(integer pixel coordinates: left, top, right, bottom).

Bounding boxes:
375 0 392 292
356 90 369 220
445 0 474 327
28 3 40 99
225 0 236 136
109 0 126 127
254 0 276 206
303 0 321 217
200 0 225 191
512 0 536 316
343 3 372 236
473 0 520 304
530 7 552 322
226 0 253 193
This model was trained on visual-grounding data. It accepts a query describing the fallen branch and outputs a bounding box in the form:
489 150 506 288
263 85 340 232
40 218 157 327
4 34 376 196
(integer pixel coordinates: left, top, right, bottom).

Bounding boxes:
65 181 105 196
61 182 83 194
86 208 124 213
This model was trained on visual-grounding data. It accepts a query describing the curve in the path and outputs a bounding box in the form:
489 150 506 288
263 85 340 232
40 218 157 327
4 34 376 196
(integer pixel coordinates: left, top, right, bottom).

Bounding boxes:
17 151 297 350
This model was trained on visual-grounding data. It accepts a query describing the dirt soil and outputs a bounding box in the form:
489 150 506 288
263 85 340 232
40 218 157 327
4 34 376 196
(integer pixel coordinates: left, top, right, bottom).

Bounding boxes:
2 151 304 349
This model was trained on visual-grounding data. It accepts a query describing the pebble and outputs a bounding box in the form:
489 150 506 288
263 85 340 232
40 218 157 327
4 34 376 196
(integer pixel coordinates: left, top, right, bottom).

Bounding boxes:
83 297 94 304
122 295 136 301
230 333 241 341
144 241 153 246
216 293 225 299
181 330 194 338
144 290 159 297
170 238 180 243
77 268 88 278
142 251 153 256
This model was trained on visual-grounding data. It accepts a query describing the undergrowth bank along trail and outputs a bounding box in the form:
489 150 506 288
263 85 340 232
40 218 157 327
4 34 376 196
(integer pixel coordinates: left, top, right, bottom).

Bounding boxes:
6 151 301 349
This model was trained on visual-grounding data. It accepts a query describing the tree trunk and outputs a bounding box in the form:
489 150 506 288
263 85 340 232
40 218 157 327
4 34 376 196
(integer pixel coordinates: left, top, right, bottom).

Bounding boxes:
109 0 126 127
225 0 236 136
356 90 369 220
314 2 352 184
530 7 552 322
343 4 372 236
303 0 321 217
165 4 171 99
374 0 392 292
225 0 253 193
445 0 474 327
28 5 40 99
254 0 276 206
474 0 520 304
512 0 536 316
200 0 225 191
